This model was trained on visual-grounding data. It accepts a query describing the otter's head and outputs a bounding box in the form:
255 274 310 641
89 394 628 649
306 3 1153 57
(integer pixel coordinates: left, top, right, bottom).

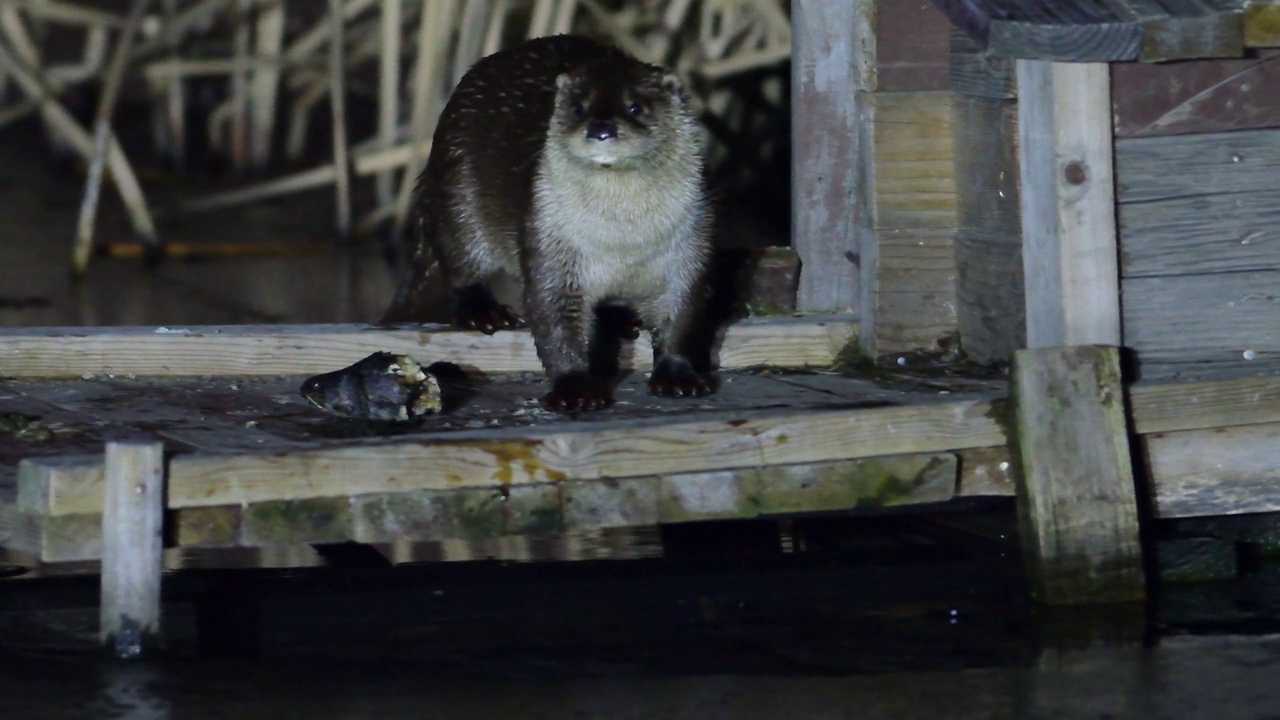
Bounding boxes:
550 57 691 170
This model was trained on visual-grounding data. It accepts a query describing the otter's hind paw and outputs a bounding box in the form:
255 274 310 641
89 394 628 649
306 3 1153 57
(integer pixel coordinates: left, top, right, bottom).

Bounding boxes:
648 356 712 398
453 286 524 335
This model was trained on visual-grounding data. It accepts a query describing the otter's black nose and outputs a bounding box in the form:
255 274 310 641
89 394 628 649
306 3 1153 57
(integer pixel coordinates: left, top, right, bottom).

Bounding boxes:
585 121 618 141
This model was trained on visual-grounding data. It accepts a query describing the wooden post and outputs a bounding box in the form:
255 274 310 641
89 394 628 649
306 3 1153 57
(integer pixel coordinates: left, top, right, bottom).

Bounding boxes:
100 440 166 659
1012 346 1144 605
1016 60 1121 347
73 0 155 275
790 0 873 321
329 0 352 240
375 0 402 207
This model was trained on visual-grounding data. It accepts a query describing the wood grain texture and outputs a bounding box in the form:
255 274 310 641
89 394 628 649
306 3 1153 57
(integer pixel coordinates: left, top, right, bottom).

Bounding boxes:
791 0 871 313
100 440 165 656
1012 345 1145 604
957 447 1015 497
1116 128 1280 203
1112 50 1280 138
1122 271 1280 377
949 26 1016 99
1144 422 1280 517
932 0 1244 61
874 1 953 91
23 399 1005 516
1129 374 1280 433
874 229 959 353
10 452 966 559
952 89 1023 365
870 91 958 230
954 233 1027 364
1017 60 1120 348
1119 187 1280 277
0 316 858 379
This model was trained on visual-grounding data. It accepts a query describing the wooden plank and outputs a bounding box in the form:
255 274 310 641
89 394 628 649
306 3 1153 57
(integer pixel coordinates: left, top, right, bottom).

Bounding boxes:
1122 271 1280 376
1130 0 1244 62
1129 374 1280 434
1012 345 1145 604
956 447 1015 497
0 315 858 379
1119 187 1280 277
1112 50 1280 138
1145 422 1280 518
1117 128 1280 203
100 440 165 658
870 91 957 230
874 229 958 354
952 90 1023 365
1017 60 1121 348
932 0 1244 61
23 399 1006 516
1246 0 1280 45
949 26 1016 99
873 1 952 91
791 0 872 315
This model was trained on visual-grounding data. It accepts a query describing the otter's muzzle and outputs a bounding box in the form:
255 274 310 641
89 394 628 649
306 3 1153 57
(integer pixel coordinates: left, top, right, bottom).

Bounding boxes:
585 121 618 141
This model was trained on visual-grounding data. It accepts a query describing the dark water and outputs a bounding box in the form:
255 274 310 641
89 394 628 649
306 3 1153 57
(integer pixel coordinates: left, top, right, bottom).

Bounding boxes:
5 506 1280 719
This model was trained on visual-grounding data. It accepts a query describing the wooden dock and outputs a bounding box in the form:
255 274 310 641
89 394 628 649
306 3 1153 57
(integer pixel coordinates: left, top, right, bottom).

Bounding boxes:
3 316 1280 577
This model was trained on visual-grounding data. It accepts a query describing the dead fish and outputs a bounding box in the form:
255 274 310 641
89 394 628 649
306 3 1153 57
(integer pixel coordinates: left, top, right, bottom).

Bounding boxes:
300 352 443 422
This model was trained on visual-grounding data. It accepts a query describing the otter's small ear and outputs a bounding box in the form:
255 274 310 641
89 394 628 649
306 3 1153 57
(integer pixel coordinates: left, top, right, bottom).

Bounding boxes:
555 73 571 92
660 72 688 105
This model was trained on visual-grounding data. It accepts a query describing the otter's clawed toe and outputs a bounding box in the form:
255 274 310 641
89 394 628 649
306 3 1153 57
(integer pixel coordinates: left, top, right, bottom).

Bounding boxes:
542 373 614 413
455 303 524 335
648 357 712 398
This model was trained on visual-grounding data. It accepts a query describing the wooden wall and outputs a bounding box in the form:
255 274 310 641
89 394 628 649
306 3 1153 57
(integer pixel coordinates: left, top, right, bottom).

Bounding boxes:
1114 50 1280 380
860 1 960 357
943 31 1280 380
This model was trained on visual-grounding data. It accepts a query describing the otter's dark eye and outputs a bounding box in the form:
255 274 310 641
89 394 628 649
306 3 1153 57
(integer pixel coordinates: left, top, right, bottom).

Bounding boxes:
627 102 644 116
572 102 587 118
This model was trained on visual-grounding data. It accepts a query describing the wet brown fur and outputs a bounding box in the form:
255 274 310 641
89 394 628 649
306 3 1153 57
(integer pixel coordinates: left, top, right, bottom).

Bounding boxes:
382 35 714 412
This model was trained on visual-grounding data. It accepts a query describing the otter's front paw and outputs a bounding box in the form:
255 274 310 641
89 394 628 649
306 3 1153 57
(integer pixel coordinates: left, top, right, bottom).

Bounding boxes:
648 356 712 398
454 295 524 335
542 373 614 413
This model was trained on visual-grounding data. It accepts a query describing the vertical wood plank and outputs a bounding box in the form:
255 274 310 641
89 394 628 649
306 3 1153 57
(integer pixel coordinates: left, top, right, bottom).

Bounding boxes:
100 441 166 658
329 0 352 239
1012 346 1145 605
1016 61 1120 348
791 0 874 319
375 0 402 207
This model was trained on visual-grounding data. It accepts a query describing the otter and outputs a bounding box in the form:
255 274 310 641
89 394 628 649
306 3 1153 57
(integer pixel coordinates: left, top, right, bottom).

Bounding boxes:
382 34 714 412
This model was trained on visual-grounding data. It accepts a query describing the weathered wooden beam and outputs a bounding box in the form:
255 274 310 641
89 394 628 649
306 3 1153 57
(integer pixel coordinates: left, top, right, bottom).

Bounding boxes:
1017 60 1120 348
931 0 1245 61
952 73 1023 364
1131 378 1280 439
1112 52 1280 138
19 399 1005 517
14 452 964 560
99 441 165 658
1245 0 1280 45
1122 271 1280 379
1144 422 1280 518
0 315 857 379
1011 345 1145 605
791 0 872 316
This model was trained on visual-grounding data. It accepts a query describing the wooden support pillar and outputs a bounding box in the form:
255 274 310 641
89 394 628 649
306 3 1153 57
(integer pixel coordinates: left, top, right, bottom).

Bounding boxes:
328 0 352 240
790 0 873 321
1012 346 1144 605
100 440 166 659
1015 60 1121 347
